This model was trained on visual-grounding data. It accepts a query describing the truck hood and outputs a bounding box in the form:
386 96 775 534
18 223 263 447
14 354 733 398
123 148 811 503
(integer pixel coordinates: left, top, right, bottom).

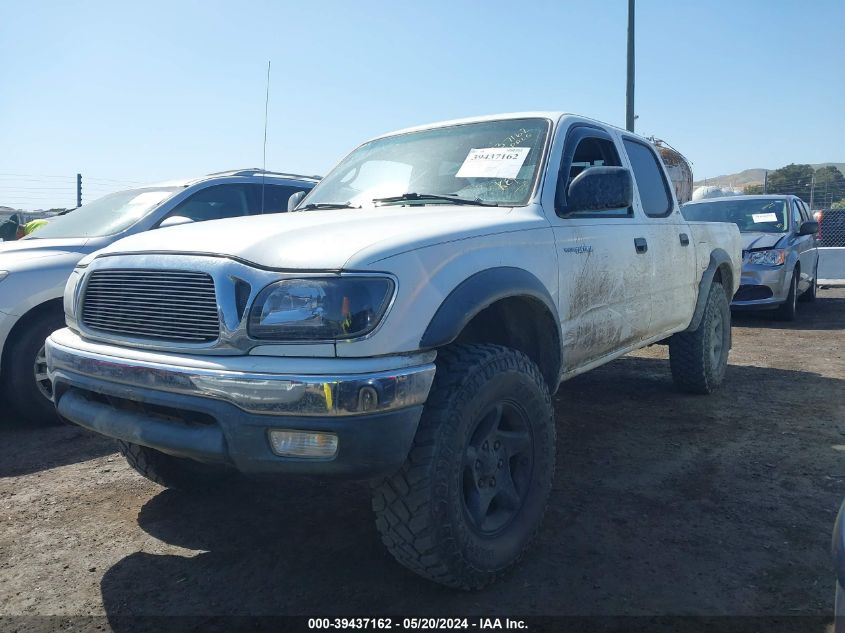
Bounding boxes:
96 205 535 270
741 232 787 251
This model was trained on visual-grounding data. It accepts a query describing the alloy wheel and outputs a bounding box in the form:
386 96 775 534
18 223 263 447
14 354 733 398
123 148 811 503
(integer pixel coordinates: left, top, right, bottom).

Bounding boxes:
33 344 53 401
462 401 534 535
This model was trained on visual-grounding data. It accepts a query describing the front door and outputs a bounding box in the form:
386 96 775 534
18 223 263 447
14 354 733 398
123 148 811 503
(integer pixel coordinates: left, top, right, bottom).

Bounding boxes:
548 125 653 372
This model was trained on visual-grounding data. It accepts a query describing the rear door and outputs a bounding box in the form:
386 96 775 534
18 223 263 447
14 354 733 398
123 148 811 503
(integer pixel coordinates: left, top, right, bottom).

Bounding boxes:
620 135 697 335
548 124 653 370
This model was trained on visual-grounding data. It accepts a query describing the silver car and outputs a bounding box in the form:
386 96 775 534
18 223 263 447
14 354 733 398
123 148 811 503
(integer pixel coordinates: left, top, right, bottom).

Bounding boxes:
682 195 819 320
0 169 318 425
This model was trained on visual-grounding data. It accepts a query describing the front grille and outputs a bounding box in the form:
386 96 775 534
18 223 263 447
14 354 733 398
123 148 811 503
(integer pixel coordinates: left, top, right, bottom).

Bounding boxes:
734 284 774 302
81 269 220 343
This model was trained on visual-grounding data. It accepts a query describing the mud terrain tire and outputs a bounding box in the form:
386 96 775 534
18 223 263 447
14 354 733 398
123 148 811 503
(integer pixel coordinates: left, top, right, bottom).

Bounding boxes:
669 282 731 394
372 343 555 589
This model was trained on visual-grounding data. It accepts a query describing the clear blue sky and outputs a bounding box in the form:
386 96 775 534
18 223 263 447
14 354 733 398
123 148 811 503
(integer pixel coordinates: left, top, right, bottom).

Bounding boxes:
1 0 843 209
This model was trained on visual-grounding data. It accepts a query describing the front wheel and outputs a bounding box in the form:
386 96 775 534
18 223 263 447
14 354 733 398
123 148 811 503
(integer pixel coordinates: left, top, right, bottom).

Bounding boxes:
2 308 66 425
798 269 817 303
775 270 799 320
669 282 731 394
372 344 555 590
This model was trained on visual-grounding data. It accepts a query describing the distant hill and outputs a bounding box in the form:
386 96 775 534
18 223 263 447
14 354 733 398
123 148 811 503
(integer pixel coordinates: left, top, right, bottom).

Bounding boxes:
694 163 845 189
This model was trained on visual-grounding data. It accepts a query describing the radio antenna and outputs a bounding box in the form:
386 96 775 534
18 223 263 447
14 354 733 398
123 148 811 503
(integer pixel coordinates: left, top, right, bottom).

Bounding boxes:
261 60 271 212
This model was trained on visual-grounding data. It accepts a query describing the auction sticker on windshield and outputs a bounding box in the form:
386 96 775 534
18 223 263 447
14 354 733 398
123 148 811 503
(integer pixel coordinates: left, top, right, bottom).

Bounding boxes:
752 213 779 223
456 147 530 179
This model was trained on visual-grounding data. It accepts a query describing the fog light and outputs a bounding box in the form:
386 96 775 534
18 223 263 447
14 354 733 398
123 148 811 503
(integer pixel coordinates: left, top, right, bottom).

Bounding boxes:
268 430 338 458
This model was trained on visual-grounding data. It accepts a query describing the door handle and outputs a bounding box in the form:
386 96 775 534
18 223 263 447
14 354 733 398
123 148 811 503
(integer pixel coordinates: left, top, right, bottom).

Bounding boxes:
634 237 648 254
679 233 690 246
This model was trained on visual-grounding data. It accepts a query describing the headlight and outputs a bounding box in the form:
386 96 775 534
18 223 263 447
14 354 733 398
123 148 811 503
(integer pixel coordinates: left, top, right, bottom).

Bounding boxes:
0 271 8 283
248 277 394 341
63 269 84 319
747 249 785 266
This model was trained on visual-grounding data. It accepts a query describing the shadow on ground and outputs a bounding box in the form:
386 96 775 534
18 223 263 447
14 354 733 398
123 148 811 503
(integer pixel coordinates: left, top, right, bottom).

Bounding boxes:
100 357 845 622
732 290 845 331
0 411 116 477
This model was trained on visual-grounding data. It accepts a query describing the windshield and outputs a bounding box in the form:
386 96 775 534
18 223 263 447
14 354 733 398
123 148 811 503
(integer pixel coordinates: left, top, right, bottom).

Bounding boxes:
25 187 180 239
302 118 550 208
682 198 789 233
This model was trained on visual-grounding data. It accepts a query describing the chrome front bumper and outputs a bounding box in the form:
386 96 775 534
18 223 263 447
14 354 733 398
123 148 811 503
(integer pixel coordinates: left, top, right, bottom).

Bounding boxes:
46 329 436 417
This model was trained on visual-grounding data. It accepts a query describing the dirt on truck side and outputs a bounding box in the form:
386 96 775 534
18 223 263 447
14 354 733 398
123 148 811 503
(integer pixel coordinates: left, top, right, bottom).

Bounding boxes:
1 290 844 630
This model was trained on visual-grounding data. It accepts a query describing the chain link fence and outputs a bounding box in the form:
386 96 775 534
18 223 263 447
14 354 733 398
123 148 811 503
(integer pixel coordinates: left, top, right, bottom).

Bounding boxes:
818 208 845 247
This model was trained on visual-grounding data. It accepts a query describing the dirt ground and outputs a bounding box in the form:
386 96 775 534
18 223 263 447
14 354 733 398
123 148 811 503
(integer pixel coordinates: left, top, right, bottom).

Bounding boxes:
1 290 844 629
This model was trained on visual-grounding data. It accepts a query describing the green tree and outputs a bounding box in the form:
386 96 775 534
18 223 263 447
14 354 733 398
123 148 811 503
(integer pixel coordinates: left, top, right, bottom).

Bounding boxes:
832 198 845 210
812 166 845 208
743 184 764 195
766 164 815 202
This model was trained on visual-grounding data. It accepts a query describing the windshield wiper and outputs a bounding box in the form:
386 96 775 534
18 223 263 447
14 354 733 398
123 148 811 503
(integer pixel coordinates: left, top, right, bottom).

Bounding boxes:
299 202 359 210
372 193 499 207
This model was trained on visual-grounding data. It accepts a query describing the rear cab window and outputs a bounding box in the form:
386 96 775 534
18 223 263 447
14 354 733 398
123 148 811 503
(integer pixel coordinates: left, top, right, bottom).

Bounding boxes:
622 138 674 218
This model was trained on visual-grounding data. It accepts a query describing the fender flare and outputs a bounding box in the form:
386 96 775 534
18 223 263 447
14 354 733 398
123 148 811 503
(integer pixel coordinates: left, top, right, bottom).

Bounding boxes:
686 248 734 332
419 267 561 350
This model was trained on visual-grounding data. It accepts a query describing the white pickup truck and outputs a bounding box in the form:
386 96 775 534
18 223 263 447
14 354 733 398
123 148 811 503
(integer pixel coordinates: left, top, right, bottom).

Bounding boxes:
47 112 741 589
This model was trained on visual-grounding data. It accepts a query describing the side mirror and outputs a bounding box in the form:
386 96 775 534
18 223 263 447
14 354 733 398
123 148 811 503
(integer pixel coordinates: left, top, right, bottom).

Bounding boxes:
287 190 308 212
561 166 633 214
798 220 819 236
158 216 194 229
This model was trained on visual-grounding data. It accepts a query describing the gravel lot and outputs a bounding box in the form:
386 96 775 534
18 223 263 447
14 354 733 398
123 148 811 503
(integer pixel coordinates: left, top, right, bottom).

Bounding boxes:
1 290 844 629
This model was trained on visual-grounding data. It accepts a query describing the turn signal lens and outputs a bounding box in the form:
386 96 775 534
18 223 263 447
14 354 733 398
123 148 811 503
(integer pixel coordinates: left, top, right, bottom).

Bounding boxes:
268 430 338 458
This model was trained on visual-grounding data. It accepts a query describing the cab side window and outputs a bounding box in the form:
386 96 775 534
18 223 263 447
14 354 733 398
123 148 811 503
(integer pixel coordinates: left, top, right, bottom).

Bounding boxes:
568 137 622 187
166 185 251 223
556 130 626 217
252 184 312 214
799 200 811 223
623 138 673 218
792 200 804 229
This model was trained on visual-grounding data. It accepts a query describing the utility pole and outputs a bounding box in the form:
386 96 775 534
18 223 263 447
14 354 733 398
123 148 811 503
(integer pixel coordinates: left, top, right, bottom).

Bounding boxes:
76 173 82 208
626 0 635 132
763 170 768 194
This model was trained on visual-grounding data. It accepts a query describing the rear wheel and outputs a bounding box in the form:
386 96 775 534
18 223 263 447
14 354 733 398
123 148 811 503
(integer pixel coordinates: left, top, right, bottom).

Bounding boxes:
372 344 555 589
2 308 66 425
118 441 235 491
669 282 731 394
775 270 799 320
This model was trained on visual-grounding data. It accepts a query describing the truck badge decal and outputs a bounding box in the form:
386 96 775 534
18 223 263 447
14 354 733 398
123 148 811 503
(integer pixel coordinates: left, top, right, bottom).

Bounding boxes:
563 245 593 254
